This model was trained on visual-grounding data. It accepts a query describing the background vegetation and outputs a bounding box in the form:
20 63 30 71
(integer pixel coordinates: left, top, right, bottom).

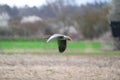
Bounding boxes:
0 0 110 40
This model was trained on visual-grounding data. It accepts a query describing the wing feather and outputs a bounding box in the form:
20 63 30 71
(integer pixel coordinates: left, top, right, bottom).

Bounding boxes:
47 34 64 42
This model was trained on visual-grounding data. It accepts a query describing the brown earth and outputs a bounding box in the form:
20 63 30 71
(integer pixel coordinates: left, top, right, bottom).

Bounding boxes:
0 55 120 80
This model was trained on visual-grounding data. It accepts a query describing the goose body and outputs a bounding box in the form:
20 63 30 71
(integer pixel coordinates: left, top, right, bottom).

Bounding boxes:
47 34 72 53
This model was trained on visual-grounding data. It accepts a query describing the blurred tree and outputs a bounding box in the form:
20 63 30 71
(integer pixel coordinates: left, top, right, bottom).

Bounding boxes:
0 12 12 36
9 17 53 37
45 0 110 39
72 3 110 39
0 0 110 40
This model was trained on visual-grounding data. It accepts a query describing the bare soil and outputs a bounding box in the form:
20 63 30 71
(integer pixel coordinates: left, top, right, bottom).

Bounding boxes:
0 55 120 80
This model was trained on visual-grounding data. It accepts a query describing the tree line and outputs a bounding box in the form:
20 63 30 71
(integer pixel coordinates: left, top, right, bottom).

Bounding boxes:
0 0 110 40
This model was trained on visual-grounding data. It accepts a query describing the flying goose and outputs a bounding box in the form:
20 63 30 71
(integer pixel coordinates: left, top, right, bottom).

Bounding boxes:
47 34 72 53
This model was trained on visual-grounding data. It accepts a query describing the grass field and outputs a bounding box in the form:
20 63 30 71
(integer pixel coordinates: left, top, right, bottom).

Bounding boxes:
0 41 102 50
0 40 119 56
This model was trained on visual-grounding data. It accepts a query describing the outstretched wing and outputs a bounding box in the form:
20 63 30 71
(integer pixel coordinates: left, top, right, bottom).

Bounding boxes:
47 34 64 42
58 40 66 53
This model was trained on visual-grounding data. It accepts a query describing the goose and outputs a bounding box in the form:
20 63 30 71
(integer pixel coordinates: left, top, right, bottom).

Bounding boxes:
47 34 72 53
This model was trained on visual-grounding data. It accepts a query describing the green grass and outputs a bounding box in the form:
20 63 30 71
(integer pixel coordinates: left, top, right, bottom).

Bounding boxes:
68 41 101 50
0 41 55 49
0 41 102 50
0 40 119 56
